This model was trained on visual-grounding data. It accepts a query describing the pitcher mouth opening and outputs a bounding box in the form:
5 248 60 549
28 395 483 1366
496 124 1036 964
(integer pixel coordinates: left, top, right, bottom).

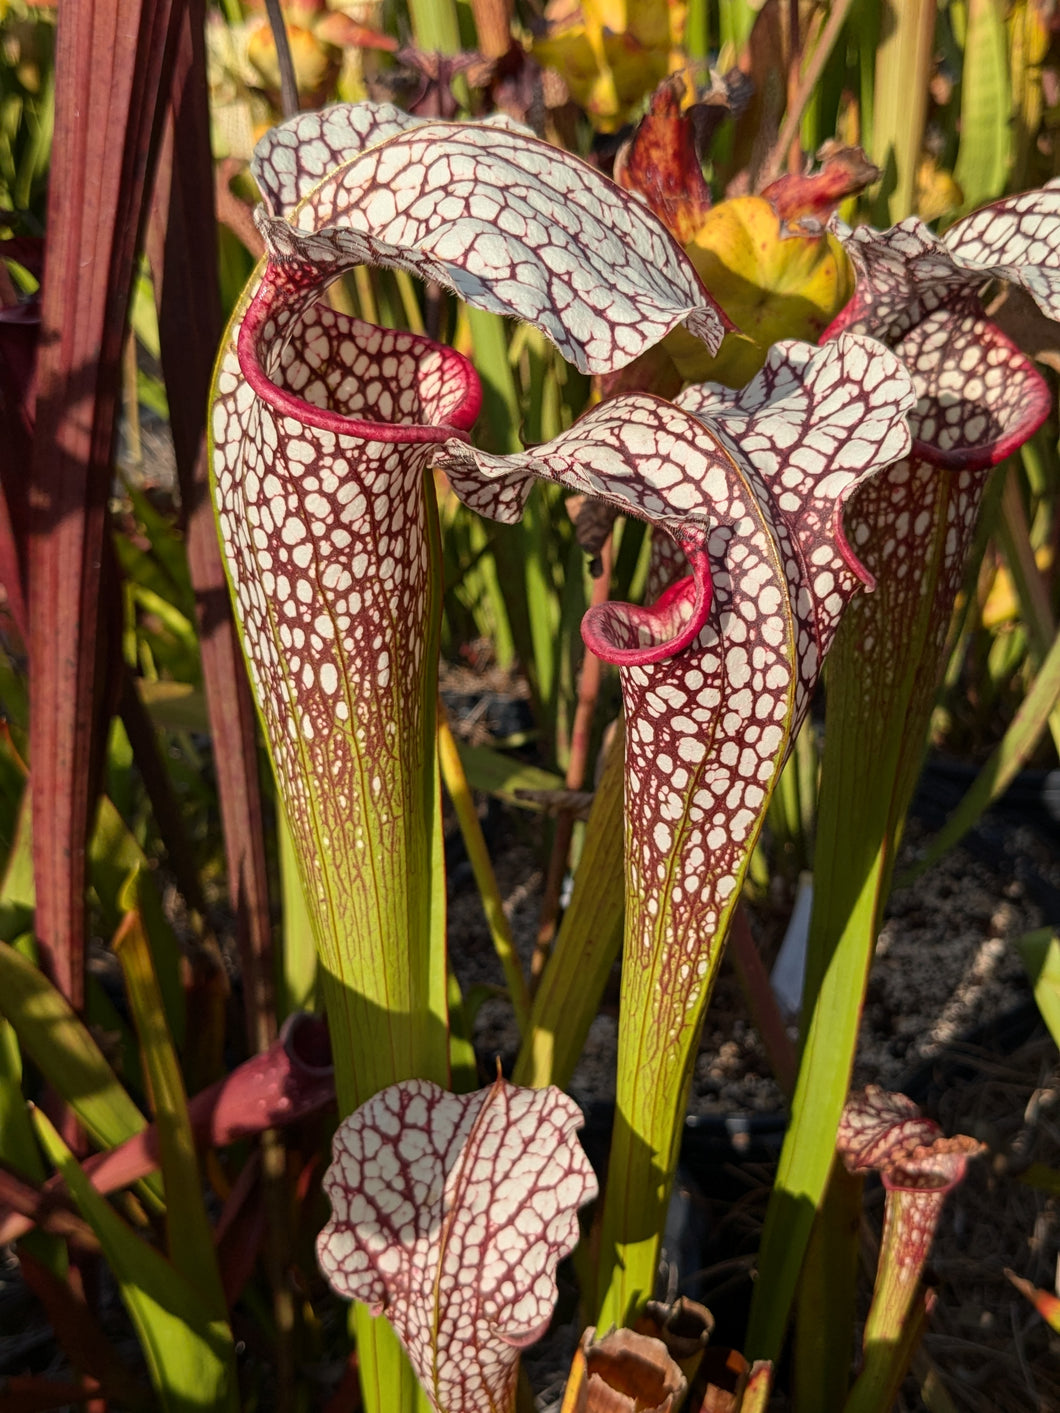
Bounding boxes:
237 262 482 445
280 1011 333 1075
581 539 713 667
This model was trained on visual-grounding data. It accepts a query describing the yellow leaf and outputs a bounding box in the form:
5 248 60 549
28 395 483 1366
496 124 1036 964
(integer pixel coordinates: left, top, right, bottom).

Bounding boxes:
533 0 684 131
915 156 963 223
665 197 855 387
982 546 1053 628
246 19 338 104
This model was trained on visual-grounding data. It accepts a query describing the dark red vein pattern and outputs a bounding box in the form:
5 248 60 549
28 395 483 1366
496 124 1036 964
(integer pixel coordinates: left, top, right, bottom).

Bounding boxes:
253 102 535 216
826 185 1060 471
210 104 734 1101
212 258 479 1100
317 1078 597 1413
598 342 913 1242
441 337 917 1318
818 189 1060 893
839 1087 982 1279
750 192 1060 1358
441 336 914 982
829 181 1060 347
211 104 926 1339
248 105 727 373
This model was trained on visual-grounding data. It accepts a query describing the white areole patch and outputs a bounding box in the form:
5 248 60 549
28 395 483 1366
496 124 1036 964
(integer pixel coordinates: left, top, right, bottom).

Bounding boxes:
317 1079 597 1413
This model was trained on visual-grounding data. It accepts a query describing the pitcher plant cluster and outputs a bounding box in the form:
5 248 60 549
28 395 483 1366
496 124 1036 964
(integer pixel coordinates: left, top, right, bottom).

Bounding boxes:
208 102 1060 1413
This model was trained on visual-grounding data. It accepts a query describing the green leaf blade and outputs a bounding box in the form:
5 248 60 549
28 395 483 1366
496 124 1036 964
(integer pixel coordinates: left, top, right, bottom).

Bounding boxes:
113 895 228 1322
32 1108 238 1413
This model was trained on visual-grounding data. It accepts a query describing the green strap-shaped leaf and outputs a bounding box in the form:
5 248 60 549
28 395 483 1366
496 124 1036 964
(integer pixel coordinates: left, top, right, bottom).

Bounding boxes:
438 709 531 1034
908 620 1060 874
953 0 1011 215
0 793 43 1186
1018 929 1060 1051
137 679 209 733
869 0 936 223
113 894 229 1324
455 744 566 811
91 795 184 1051
32 1107 237 1413
276 802 319 1018
0 781 34 945
0 940 163 1206
0 1001 42 1185
512 722 625 1092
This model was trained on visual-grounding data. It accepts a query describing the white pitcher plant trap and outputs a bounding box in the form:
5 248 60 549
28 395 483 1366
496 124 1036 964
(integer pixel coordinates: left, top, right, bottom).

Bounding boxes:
209 102 940 1413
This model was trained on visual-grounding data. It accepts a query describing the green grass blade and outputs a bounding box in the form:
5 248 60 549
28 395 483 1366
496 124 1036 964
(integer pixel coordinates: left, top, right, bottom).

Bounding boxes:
128 583 200 658
455 744 565 810
439 708 531 1033
953 0 1011 214
0 940 154 1163
406 0 462 57
907 622 1060 876
136 680 209 733
462 305 540 694
276 802 319 1018
686 0 710 61
0 945 46 1185
113 892 229 1323
32 1107 238 1413
446 966 480 1093
512 721 625 1090
748 850 884 1362
794 1161 863 1412
870 0 936 222
90 795 185 1051
523 491 562 739
1018 928 1060 1050
424 474 454 1081
406 0 469 108
719 0 756 54
0 782 35 945
1008 1 1050 191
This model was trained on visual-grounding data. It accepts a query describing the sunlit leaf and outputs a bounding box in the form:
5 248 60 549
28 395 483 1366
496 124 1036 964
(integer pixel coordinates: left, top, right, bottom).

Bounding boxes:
953 0 1010 215
249 108 727 370
512 724 625 1092
113 899 228 1321
0 941 154 1173
454 742 566 812
1017 928 1060 1051
32 1108 238 1413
